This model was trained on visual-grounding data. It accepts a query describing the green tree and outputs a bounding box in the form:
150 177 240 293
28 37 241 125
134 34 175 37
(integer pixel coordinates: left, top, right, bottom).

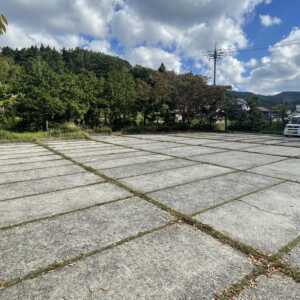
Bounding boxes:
0 56 21 100
136 79 152 126
105 68 136 129
15 57 65 130
275 103 289 125
80 72 105 128
248 96 267 131
173 73 208 125
59 72 88 124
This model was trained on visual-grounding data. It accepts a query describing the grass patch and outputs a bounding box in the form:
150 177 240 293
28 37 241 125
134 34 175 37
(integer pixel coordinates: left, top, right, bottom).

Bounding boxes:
0 128 88 142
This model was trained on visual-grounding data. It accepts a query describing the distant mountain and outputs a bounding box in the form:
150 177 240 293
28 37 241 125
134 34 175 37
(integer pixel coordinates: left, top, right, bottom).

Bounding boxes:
231 91 300 109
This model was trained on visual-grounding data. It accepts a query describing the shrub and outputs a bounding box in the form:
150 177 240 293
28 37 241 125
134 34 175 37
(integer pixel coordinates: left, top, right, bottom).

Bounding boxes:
59 122 81 133
93 126 112 135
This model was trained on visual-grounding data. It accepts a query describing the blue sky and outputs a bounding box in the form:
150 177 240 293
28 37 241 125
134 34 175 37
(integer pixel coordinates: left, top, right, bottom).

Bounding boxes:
1 0 300 94
240 0 300 61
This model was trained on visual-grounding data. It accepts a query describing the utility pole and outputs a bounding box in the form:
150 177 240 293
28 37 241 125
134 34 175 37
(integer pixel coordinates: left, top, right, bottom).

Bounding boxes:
208 44 225 86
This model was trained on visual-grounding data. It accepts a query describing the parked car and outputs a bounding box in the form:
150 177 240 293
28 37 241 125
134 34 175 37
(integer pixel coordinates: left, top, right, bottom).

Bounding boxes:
284 115 300 137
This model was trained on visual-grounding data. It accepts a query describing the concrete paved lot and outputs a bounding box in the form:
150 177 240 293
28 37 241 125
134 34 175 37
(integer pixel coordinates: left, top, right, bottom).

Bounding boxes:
0 132 299 299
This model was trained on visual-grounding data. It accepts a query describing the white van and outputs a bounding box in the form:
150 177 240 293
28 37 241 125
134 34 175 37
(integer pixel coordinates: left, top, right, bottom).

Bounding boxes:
284 115 300 137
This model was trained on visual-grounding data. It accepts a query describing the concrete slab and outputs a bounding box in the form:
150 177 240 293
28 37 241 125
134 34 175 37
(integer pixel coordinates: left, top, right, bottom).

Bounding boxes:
0 159 72 173
0 150 51 160
176 137 247 146
0 154 62 166
130 141 182 151
46 140 97 147
48 143 112 151
84 154 170 170
191 150 284 170
251 159 300 182
0 224 253 299
102 158 198 179
247 145 300 157
236 274 300 300
208 136 246 142
208 141 260 150
91 136 154 145
125 135 187 143
62 147 137 158
0 143 37 149
0 164 85 185
0 182 132 228
168 138 210 145
46 139 90 144
47 140 113 147
241 138 284 145
0 147 49 155
0 197 172 282
105 139 155 146
122 163 231 193
124 134 173 139
0 172 103 201
155 145 225 157
188 138 226 145
196 182 300 254
173 133 225 139
76 150 152 163
284 243 300 270
149 172 282 215
46 141 117 149
59 145 128 153
54 146 125 154
281 141 300 147
138 135 184 142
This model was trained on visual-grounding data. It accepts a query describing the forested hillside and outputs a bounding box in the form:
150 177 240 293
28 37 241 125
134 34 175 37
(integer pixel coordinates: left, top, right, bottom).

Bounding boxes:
231 91 300 109
0 46 227 132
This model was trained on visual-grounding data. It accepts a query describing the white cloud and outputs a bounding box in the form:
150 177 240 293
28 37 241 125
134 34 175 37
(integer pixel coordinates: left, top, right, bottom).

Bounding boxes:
260 14 282 27
0 23 89 49
2 0 119 38
178 17 248 60
84 40 112 55
1 0 269 55
127 0 271 27
209 56 247 90
126 47 182 73
0 0 120 51
244 27 300 94
245 58 258 68
111 9 178 48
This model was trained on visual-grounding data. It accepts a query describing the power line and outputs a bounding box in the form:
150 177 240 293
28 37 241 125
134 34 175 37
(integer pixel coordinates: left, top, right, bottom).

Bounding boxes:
206 38 300 85
216 38 300 55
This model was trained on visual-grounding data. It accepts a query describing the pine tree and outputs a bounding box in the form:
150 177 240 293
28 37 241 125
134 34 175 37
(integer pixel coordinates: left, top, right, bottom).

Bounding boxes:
158 63 166 73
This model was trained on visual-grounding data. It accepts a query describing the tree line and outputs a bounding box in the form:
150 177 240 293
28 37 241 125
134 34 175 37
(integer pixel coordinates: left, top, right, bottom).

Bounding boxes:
0 46 229 132
0 15 287 134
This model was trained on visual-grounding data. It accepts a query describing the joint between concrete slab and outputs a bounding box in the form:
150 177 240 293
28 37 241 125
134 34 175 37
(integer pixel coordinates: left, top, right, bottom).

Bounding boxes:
190 179 287 217
0 195 133 231
0 222 175 290
0 162 72 175
0 158 62 168
0 182 103 203
246 169 300 185
0 171 86 186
